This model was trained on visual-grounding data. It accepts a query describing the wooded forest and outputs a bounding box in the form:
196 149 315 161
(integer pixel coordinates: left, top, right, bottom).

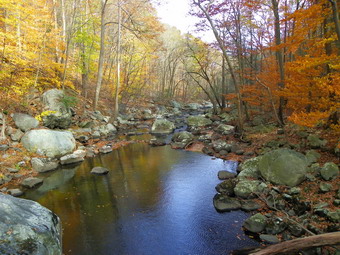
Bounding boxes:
1 0 339 130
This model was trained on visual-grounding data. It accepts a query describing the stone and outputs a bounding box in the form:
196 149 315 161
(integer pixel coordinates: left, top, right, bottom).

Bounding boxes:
218 171 236 180
8 188 24 197
265 217 287 234
212 140 232 153
319 182 333 193
0 175 12 185
149 138 166 147
307 134 327 149
305 150 321 166
187 115 212 127
213 194 241 212
151 119 175 134
258 149 308 187
7 167 19 173
91 167 109 175
0 193 61 254
241 200 263 211
216 124 235 135
234 180 262 199
327 210 340 223
21 177 43 189
259 234 280 244
97 123 117 136
41 89 73 129
170 100 182 109
237 157 261 180
12 113 39 132
60 150 86 165
172 131 194 143
99 145 112 154
243 213 267 233
320 162 339 181
288 224 304 237
215 179 235 196
10 129 24 141
288 187 301 195
185 103 202 110
202 146 214 156
0 144 9 151
31 158 59 173
21 129 76 158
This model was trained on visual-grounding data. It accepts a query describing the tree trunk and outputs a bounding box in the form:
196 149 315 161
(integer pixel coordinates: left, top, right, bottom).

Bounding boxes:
271 0 285 126
94 0 107 110
329 0 340 53
247 232 340 255
193 1 244 132
113 0 122 119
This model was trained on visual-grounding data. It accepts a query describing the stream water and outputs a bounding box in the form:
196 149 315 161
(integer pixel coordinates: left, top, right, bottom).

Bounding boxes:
24 142 259 255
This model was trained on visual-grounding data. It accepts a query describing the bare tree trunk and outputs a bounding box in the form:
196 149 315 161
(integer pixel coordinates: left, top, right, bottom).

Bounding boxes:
94 0 108 110
113 0 122 119
329 0 340 54
271 0 285 126
247 232 340 255
193 1 244 132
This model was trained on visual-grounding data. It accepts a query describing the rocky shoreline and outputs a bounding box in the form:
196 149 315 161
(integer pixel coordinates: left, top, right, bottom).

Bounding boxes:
0 89 339 254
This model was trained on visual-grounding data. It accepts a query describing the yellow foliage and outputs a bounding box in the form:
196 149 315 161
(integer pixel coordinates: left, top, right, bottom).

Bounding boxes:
35 111 57 122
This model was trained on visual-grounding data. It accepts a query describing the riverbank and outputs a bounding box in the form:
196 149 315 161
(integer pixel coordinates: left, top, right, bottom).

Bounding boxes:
0 88 339 254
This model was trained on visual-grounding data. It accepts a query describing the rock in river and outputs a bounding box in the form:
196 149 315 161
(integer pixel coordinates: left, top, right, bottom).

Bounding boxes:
21 129 76 158
91 167 109 175
0 193 62 255
21 177 43 189
151 119 175 134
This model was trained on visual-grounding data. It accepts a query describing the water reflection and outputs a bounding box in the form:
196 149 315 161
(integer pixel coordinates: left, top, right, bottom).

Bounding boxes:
24 144 259 255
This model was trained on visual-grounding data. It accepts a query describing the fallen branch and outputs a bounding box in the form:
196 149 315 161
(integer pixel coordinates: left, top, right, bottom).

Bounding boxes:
248 232 340 255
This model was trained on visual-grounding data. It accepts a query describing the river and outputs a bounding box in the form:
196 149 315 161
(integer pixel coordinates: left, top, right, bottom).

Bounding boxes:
24 142 259 255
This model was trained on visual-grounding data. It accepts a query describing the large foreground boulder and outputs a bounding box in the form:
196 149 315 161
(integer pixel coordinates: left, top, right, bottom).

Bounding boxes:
42 89 72 129
0 193 62 255
22 129 76 158
258 149 308 187
151 119 175 134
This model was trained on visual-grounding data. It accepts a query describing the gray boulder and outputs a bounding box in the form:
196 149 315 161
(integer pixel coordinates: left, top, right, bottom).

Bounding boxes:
21 177 43 189
13 113 39 132
320 162 339 181
172 131 194 144
31 158 59 173
151 119 175 134
212 140 232 153
171 100 182 109
213 194 241 212
186 103 202 110
10 129 24 141
237 157 261 180
243 213 267 233
8 189 24 197
187 115 212 127
91 167 109 175
42 89 72 129
258 149 308 187
218 171 236 180
234 180 262 199
60 150 86 165
96 123 117 136
0 193 61 255
216 124 235 135
22 129 76 158
307 134 327 148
